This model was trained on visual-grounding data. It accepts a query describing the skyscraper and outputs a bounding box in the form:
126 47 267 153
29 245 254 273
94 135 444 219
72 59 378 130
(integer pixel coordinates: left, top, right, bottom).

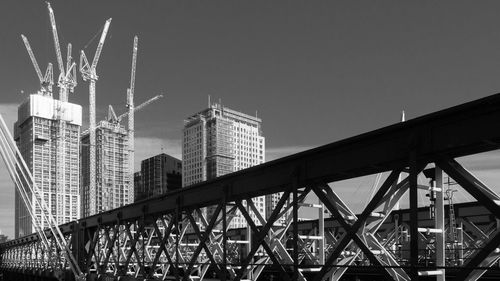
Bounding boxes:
183 102 265 228
14 94 82 237
135 153 182 201
81 120 131 217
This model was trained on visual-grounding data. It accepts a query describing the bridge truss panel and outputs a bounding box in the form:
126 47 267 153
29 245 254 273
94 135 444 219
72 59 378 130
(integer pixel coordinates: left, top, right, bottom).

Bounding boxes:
3 93 500 280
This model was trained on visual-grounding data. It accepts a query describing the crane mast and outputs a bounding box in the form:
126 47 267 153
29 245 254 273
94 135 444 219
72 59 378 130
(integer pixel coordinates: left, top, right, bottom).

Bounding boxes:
128 36 138 202
47 2 77 102
46 2 79 227
47 3 64 79
79 18 112 216
21 35 54 96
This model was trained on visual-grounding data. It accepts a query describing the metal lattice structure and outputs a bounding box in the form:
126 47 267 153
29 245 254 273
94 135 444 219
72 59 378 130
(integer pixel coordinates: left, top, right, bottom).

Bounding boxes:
3 93 500 281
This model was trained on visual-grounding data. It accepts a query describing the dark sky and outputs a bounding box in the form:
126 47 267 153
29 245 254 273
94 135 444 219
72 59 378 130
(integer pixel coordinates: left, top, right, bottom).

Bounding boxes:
1 0 500 238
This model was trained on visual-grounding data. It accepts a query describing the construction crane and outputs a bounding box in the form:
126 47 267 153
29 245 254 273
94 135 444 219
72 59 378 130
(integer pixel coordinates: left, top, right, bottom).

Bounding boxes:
0 115 85 280
47 2 77 102
20 35 54 96
109 94 164 123
47 1 79 225
79 17 112 216
128 36 138 202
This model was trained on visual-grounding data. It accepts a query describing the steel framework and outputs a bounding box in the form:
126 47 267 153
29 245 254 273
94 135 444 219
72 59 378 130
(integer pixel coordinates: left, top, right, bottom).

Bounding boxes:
2 93 500 281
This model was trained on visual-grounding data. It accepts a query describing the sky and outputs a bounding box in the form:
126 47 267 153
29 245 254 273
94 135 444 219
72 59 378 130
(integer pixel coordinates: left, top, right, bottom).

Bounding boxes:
1 0 500 238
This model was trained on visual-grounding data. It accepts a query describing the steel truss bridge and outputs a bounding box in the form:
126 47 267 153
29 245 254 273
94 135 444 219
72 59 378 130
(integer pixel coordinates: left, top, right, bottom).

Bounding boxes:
2 93 500 281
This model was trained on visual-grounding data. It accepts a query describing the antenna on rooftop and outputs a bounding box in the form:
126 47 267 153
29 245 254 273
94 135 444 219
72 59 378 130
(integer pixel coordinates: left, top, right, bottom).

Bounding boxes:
208 95 211 108
401 110 406 122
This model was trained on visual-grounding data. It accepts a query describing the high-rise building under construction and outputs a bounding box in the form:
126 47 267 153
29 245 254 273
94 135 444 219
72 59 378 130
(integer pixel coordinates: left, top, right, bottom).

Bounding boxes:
183 102 265 228
81 120 130 217
14 94 82 238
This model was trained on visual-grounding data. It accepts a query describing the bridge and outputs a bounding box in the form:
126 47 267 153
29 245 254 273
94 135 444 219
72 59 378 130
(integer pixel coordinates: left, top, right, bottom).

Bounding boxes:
2 93 500 281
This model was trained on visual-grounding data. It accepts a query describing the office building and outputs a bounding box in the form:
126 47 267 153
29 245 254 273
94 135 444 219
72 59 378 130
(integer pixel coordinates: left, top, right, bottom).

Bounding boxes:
183 101 265 228
134 171 143 201
81 120 130 217
135 153 182 201
14 94 82 237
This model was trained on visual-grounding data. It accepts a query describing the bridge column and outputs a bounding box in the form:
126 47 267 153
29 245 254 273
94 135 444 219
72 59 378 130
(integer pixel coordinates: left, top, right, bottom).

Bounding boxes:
409 151 419 280
222 193 227 281
318 198 325 265
292 176 299 281
435 167 445 281
222 186 229 281
71 222 85 276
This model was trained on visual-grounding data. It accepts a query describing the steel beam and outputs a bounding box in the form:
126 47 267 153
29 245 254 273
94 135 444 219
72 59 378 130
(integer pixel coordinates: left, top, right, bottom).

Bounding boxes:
5 93 500 280
28 93 500 230
409 151 419 280
435 167 445 281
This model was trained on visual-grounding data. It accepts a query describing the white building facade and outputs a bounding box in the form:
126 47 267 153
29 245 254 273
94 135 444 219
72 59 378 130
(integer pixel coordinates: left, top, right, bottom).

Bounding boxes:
14 94 82 238
183 102 265 229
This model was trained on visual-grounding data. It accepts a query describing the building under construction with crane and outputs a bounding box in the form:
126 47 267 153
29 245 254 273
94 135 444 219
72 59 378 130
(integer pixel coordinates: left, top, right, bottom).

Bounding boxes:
9 2 161 236
13 94 82 237
80 32 163 216
12 3 82 238
81 120 130 217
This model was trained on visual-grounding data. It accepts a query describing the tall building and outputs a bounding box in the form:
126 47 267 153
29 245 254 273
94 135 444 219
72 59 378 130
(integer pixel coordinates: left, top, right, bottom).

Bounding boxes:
183 102 265 228
81 120 130 217
14 94 82 238
134 171 143 201
135 153 182 201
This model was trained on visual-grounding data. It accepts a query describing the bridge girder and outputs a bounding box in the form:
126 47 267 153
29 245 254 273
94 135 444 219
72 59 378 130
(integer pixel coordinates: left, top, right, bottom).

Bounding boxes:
3 93 500 280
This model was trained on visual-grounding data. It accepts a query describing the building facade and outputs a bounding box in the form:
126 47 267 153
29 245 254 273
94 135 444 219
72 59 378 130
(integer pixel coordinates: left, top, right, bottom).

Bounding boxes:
14 94 82 238
135 153 182 201
81 120 130 217
183 102 265 228
134 171 143 201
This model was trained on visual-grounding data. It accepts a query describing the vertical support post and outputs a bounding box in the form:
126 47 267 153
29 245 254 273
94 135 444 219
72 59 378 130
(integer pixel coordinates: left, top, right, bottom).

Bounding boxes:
318 198 325 265
141 216 145 273
71 222 81 272
458 220 464 266
435 166 445 281
246 200 253 281
292 176 299 280
394 214 400 258
175 198 180 274
409 151 419 280
222 188 227 281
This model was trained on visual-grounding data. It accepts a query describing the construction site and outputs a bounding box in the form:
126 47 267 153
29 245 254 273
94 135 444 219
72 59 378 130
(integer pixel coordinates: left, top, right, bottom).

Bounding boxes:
1 2 500 281
0 2 163 275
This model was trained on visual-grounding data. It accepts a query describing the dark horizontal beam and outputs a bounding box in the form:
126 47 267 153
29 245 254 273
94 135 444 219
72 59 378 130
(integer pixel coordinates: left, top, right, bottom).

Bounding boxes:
82 93 500 226
4 93 500 247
